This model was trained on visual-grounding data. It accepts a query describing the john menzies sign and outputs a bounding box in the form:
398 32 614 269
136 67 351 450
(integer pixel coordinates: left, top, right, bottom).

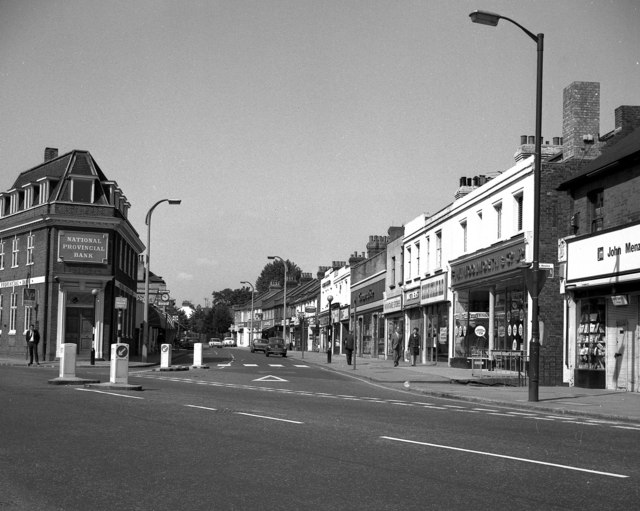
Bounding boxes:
58 231 108 263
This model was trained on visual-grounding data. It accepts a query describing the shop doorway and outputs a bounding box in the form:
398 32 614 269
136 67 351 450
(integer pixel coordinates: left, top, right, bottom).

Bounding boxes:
65 307 94 358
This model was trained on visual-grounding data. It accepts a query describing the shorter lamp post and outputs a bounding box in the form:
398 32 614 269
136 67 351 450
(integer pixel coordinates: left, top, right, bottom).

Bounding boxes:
326 295 333 363
267 256 287 340
240 281 255 348
297 310 305 359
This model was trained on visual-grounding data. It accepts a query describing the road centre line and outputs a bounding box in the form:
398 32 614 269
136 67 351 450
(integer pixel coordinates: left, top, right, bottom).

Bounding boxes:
186 405 217 411
75 388 143 399
380 436 629 479
235 412 303 424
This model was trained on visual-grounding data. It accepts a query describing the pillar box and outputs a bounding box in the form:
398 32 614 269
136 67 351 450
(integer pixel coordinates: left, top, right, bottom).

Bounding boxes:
160 344 172 368
59 343 77 379
110 343 129 384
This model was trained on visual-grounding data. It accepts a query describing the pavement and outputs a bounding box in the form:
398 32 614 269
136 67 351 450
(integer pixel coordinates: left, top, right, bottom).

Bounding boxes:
3 348 639 424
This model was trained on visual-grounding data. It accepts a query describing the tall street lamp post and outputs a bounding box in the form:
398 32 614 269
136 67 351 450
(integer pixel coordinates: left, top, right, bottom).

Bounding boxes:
470 10 544 402
240 281 255 348
143 199 181 362
326 295 333 364
267 256 287 341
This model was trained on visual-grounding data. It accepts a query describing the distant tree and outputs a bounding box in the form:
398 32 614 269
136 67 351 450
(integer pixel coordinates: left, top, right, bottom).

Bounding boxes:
255 259 301 293
212 288 252 307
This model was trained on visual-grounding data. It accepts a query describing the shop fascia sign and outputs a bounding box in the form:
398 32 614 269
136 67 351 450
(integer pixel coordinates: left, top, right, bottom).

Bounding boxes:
451 241 526 286
58 231 108 264
404 287 420 307
383 295 402 313
566 222 640 283
421 273 447 305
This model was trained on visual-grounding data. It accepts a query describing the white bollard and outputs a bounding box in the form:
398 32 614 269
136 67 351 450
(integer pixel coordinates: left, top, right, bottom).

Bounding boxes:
110 343 129 384
193 343 203 367
160 344 172 368
59 343 77 379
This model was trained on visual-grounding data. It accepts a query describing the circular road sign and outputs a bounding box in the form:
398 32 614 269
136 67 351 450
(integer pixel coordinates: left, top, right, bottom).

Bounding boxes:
116 345 129 358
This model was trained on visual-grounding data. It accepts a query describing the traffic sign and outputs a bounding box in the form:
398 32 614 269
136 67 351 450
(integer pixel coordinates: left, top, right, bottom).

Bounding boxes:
115 345 129 358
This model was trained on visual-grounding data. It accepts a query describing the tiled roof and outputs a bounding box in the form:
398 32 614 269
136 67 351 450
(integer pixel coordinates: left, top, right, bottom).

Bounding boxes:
11 152 73 189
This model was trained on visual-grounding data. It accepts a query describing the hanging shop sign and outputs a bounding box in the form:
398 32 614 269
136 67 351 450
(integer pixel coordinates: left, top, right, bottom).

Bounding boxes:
58 231 108 264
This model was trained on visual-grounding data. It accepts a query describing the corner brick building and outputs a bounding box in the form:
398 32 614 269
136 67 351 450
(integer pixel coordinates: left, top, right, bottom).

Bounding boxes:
0 149 144 361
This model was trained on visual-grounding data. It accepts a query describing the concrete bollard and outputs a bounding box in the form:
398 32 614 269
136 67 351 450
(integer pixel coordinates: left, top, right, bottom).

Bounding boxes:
110 343 129 385
160 344 172 368
193 343 203 366
59 343 78 379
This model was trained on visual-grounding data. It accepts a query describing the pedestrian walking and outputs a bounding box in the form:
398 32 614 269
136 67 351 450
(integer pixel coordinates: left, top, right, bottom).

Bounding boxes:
25 324 40 366
408 327 421 366
391 325 403 367
344 329 355 365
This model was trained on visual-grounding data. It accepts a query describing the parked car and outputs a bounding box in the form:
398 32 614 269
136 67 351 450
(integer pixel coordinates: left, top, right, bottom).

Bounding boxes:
223 337 236 347
265 337 287 358
178 338 197 350
251 338 269 353
209 338 223 348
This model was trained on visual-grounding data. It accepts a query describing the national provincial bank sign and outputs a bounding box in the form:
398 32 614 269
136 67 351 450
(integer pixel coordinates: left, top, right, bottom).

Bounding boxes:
58 231 108 264
566 223 640 283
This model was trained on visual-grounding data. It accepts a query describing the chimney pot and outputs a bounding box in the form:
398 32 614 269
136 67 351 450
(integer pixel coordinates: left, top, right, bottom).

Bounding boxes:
520 135 527 144
528 136 535 144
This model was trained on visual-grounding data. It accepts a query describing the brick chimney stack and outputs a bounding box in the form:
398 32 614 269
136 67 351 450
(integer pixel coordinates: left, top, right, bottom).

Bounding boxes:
44 147 58 162
562 82 602 161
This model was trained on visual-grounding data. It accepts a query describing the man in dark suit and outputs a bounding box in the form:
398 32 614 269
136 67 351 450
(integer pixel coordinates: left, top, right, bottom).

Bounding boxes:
25 324 40 366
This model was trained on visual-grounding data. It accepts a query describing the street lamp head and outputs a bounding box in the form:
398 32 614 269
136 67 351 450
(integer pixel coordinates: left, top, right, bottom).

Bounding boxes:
327 295 333 305
167 199 181 205
469 10 501 26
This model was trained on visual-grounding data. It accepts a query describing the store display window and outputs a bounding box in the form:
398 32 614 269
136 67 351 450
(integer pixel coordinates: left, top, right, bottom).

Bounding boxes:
577 298 606 371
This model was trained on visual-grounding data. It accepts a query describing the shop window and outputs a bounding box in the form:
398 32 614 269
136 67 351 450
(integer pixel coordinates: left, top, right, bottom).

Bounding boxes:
577 298 606 372
589 189 604 232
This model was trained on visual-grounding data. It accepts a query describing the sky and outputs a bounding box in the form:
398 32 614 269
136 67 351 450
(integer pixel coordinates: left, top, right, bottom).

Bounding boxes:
1 0 639 307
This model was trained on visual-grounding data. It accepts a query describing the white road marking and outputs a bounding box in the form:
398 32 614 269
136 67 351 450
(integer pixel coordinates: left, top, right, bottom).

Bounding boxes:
293 365 309 368
235 412 303 424
613 425 640 431
380 436 629 478
185 405 217 411
244 364 258 367
76 388 143 399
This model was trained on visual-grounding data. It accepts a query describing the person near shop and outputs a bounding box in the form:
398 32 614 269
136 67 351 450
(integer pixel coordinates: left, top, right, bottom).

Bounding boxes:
391 326 403 367
25 324 40 366
408 327 421 366
344 329 355 365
